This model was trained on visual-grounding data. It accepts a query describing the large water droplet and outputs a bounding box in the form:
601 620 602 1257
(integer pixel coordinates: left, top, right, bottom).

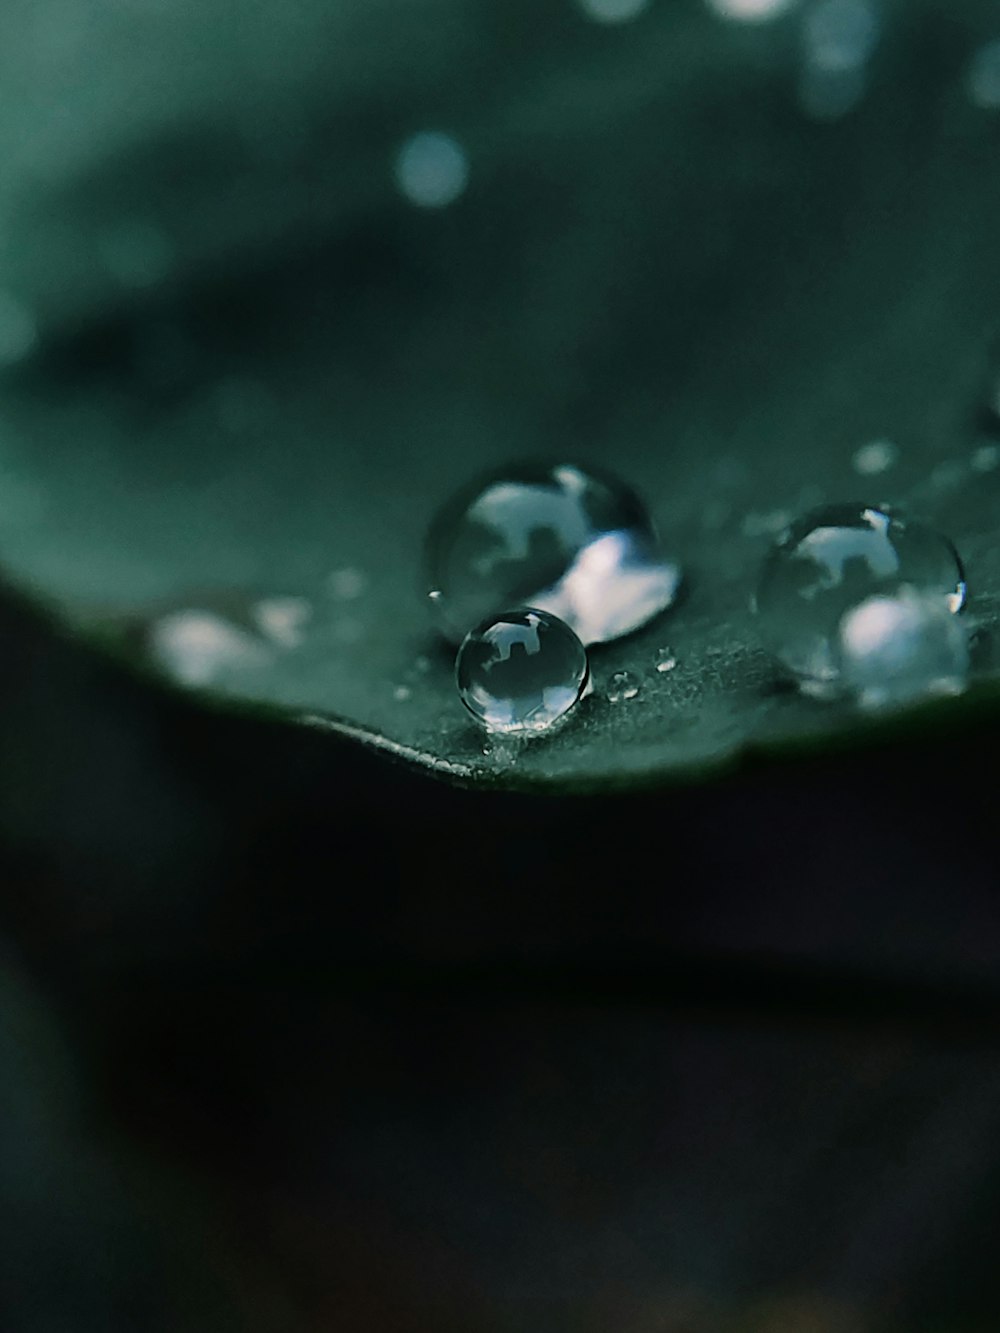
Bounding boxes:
755 503 966 695
836 589 969 710
426 463 680 645
455 609 589 735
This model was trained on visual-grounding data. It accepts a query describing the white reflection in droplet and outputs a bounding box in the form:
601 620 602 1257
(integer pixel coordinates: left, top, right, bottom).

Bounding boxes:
852 439 897 476
150 611 270 687
838 590 968 709
578 0 650 24
0 292 38 368
395 132 468 209
705 0 795 22
98 221 173 289
531 530 681 646
966 40 1000 110
252 596 311 648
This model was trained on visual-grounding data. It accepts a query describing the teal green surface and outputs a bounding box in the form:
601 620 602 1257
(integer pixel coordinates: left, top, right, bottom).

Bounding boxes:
0 0 999 789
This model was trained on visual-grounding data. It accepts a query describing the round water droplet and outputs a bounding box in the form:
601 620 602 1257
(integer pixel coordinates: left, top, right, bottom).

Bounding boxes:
455 609 589 735
426 463 680 645
835 589 969 710
755 503 966 695
606 670 640 703
654 648 678 673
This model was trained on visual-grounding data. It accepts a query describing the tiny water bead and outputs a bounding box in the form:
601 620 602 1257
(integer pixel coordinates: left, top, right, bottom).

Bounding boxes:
654 647 678 673
426 463 680 646
835 590 969 710
606 670 640 703
755 503 966 696
455 609 589 735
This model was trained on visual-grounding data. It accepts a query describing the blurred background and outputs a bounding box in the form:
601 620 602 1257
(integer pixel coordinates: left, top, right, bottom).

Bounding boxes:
2 0 1000 1329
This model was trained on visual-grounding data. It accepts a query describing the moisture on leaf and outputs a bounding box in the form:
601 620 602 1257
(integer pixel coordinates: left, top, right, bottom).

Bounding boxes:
0 0 999 790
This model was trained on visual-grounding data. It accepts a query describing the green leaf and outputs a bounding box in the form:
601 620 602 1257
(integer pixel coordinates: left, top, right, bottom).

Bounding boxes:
0 0 999 790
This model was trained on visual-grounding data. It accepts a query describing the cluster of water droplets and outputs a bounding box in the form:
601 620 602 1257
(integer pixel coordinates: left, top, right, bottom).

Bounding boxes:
426 462 681 736
427 476 972 741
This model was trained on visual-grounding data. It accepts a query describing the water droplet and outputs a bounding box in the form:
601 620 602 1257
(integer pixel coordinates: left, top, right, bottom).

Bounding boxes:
755 503 966 696
393 684 412 703
852 439 896 476
328 567 367 600
394 132 468 209
966 39 1000 110
251 596 311 648
578 0 650 24
607 670 641 703
836 589 969 710
455 609 589 735
426 463 680 645
655 648 678 673
148 610 270 687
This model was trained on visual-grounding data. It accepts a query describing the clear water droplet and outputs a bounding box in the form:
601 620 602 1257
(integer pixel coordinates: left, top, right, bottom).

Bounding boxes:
836 589 969 710
607 670 640 703
426 463 680 645
755 503 966 696
455 609 589 735
393 684 412 703
655 648 678 673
